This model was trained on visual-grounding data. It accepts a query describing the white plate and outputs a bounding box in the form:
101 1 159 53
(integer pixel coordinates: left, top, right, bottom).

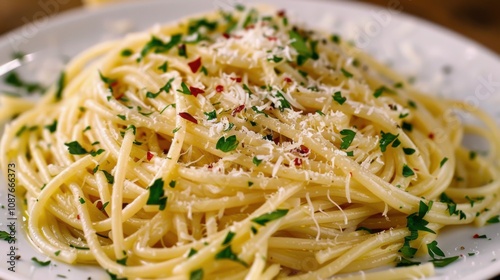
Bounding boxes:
0 0 499 279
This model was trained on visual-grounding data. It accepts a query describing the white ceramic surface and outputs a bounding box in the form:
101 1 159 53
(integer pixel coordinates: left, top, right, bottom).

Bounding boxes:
0 0 499 279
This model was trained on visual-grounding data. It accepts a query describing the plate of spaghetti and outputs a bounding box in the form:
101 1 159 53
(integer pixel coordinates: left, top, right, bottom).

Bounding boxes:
0 0 499 279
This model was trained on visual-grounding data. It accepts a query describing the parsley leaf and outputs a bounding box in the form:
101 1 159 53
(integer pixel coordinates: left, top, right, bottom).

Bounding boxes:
340 129 356 150
402 164 415 177
204 110 217 120
140 34 182 59
146 78 175 98
177 82 191 95
439 193 458 216
0 231 14 242
427 240 445 259
440 157 448 167
396 257 421 267
190 269 204 280
64 141 88 155
31 257 51 266
188 248 198 258
55 71 65 101
275 91 291 111
251 209 289 226
45 120 58 133
289 30 312 65
430 256 459 268
332 91 346 105
487 215 500 224
215 245 248 267
102 170 114 184
253 156 263 166
403 148 416 155
222 231 236 245
146 178 167 210
216 135 239 152
379 131 399 152
340 68 353 78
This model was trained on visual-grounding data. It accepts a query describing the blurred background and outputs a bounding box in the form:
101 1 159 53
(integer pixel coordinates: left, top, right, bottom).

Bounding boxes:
0 0 499 54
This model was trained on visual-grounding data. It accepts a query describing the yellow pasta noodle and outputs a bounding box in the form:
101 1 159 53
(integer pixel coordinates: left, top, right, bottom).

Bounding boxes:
1 5 499 280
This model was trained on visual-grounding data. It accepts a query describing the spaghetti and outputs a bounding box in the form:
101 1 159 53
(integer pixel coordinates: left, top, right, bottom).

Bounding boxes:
1 5 499 280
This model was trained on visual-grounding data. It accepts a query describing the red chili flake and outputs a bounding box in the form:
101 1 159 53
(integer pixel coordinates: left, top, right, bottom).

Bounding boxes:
473 234 487 239
284 77 293 83
267 36 278 41
188 57 202 73
428 133 435 140
114 92 124 100
277 10 286 17
273 137 280 145
349 172 353 177
232 105 245 116
110 81 119 88
77 214 80 220
189 86 205 97
299 145 310 155
222 33 230 39
96 201 103 210
216 85 224 93
179 112 198 124
294 158 302 166
207 163 213 169
147 151 154 161
230 77 242 83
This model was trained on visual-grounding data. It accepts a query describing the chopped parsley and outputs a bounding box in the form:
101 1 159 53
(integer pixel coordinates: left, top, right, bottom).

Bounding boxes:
426 240 445 259
0 231 14 242
55 71 65 101
275 91 291 111
251 209 289 226
222 231 236 245
403 148 416 155
188 248 198 258
31 257 51 266
216 135 239 152
331 34 341 44
5 71 45 94
146 78 175 98
204 110 217 120
177 82 192 95
252 156 263 166
45 120 58 133
102 170 115 184
430 256 460 267
64 141 88 155
332 91 346 105
146 178 167 210
190 269 204 280
121 49 133 57
140 34 182 59
379 131 399 152
289 30 313 65
158 61 168 72
215 245 248 267
486 215 500 224
339 129 356 150
169 180 176 188
79 197 85 204
340 68 353 78
439 157 448 167
402 164 415 177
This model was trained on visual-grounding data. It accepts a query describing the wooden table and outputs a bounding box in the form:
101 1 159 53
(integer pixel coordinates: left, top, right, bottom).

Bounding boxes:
0 0 499 54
